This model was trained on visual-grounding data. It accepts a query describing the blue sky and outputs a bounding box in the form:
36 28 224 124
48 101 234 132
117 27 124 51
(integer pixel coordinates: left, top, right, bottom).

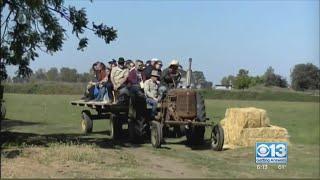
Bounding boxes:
7 0 319 84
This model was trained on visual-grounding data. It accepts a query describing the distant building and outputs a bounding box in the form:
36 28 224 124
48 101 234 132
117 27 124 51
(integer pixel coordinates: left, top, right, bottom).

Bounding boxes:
214 85 232 90
196 84 202 89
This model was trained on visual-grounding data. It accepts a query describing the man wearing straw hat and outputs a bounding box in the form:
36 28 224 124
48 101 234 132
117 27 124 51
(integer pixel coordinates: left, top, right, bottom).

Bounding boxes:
161 59 181 89
144 70 160 118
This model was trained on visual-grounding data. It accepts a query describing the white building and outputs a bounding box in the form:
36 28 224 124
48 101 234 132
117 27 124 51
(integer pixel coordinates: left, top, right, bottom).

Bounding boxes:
214 85 232 91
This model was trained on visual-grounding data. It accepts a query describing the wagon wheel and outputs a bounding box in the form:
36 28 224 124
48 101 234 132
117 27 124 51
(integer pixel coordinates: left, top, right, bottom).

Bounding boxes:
151 121 162 148
81 110 93 134
110 113 122 140
211 123 224 151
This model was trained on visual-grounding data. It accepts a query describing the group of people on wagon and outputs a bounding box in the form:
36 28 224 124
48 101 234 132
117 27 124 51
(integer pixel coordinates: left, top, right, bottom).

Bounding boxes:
81 57 181 117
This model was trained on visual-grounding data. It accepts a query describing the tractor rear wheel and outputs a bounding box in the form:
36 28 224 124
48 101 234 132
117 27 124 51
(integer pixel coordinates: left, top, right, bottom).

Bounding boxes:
81 110 93 134
128 95 148 143
128 116 148 143
151 121 162 148
186 93 206 145
196 93 206 122
128 119 139 143
211 123 224 151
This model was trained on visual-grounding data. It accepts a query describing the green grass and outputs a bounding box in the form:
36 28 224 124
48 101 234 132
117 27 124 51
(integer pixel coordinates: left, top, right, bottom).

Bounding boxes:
199 89 319 102
205 99 320 145
4 82 319 102
4 82 86 95
1 93 319 178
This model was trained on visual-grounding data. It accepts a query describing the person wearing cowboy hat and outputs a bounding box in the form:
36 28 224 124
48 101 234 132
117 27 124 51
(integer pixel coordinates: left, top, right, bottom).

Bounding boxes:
110 57 128 90
161 59 182 89
143 58 159 81
110 57 130 103
107 59 117 69
144 70 161 118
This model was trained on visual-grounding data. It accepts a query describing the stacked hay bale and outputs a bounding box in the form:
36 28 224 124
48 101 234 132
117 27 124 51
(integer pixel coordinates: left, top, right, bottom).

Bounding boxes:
220 107 289 148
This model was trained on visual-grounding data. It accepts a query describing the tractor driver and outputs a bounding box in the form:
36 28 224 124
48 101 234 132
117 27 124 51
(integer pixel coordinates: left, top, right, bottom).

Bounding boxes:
160 59 181 89
158 60 181 101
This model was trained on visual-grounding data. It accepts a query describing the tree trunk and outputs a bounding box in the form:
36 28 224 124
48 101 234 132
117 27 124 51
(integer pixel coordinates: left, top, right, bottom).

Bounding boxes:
0 80 3 100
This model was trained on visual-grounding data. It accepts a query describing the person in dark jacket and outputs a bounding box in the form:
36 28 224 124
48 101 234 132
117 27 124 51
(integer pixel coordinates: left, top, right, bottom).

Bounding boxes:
143 59 157 80
135 60 145 83
126 60 138 86
126 60 144 97
154 60 163 76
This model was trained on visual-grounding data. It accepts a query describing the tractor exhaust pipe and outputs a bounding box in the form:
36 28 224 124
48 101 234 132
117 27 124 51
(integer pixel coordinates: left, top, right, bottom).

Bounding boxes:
186 58 192 88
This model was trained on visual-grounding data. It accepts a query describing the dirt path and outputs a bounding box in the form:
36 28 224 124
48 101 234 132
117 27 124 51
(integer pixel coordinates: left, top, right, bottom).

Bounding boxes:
1 145 208 178
125 147 208 178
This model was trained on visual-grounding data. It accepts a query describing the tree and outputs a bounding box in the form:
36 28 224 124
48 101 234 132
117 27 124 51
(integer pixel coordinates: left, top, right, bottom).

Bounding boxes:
0 0 117 80
221 75 235 86
60 67 77 82
33 68 47 81
12 75 29 83
263 66 276 86
291 63 320 91
46 67 59 81
192 71 206 85
77 72 91 83
275 74 288 88
4 75 11 83
202 81 213 89
249 76 264 87
235 69 251 89
263 66 288 88
0 62 7 81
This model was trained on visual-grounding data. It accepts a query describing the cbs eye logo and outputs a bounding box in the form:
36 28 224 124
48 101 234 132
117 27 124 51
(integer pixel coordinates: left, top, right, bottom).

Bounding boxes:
257 144 270 157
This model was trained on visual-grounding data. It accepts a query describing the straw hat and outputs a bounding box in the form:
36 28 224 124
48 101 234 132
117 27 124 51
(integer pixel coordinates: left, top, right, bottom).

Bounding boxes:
151 70 160 77
170 59 179 66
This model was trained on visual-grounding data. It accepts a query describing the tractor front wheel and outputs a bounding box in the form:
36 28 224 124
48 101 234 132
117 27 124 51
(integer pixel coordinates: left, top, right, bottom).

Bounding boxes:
211 123 224 151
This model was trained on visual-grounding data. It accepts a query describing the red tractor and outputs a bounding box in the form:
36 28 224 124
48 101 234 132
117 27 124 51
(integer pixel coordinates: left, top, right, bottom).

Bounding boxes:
150 58 224 150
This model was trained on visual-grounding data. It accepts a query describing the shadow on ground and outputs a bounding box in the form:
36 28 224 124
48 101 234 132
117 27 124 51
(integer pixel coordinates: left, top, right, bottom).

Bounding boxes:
1 119 45 131
164 139 229 151
0 130 142 149
1 119 223 151
1 130 222 151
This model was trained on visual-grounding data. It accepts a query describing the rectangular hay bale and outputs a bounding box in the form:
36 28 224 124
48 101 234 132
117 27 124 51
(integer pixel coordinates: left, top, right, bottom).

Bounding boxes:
221 107 288 147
